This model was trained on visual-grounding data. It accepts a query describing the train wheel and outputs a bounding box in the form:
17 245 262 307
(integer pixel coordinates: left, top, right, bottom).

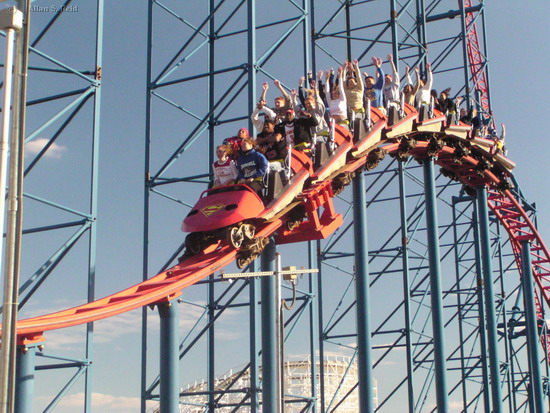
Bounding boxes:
242 224 255 240
236 255 250 269
185 233 203 256
227 226 244 249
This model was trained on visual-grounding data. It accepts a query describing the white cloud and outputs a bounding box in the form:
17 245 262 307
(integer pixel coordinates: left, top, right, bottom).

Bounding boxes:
25 138 67 159
377 360 398 367
35 308 154 350
449 400 464 412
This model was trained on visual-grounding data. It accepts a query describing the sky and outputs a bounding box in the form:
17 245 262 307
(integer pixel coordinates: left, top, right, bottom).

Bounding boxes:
1 0 550 412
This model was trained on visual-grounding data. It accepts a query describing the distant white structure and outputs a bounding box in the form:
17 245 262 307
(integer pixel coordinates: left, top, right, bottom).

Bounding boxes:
151 356 378 412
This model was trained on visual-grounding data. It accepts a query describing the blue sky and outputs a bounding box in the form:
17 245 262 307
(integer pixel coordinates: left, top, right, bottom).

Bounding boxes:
3 1 550 411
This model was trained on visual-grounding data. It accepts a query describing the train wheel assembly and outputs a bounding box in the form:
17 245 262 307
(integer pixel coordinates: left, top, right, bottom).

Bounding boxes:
185 232 203 256
227 226 244 249
241 224 255 240
236 255 251 269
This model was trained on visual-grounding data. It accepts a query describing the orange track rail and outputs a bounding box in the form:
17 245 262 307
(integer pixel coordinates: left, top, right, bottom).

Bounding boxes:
7 107 550 360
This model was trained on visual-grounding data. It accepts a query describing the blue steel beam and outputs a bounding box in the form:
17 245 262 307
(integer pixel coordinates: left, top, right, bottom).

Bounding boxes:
207 1 216 409
316 238 327 411
158 301 180 413
476 186 504 411
261 240 279 412
14 344 37 413
146 280 248 397
249 263 260 412
422 157 449 412
398 160 416 412
352 171 374 412
520 240 545 412
42 364 88 413
470 200 491 412
84 1 104 410
141 2 155 409
308 241 318 411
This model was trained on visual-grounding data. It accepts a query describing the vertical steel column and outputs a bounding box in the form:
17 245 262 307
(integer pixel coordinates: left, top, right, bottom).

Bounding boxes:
520 240 545 412
416 0 428 66
397 161 415 412
249 260 260 412
261 240 279 412
478 3 493 113
495 222 516 412
84 1 104 411
247 0 256 133
308 241 319 410
275 253 283 411
14 344 37 413
158 301 180 413
141 1 154 411
309 0 317 74
390 0 399 61
422 158 449 412
0 13 21 413
476 186 503 411
316 239 326 411
207 274 215 410
10 2 30 413
301 0 310 75
248 2 259 410
471 203 491 413
344 1 352 60
207 1 216 408
352 172 374 413
458 0 472 109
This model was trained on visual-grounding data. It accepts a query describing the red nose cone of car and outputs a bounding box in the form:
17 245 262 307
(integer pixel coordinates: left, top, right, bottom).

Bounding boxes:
181 184 265 233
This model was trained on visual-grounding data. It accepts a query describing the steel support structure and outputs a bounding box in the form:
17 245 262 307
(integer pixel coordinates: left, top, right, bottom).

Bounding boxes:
158 301 180 413
0 2 104 411
520 241 545 412
352 171 375 412
139 1 547 412
422 158 449 412
260 241 279 412
14 343 37 413
476 186 504 411
143 2 317 411
2 1 547 412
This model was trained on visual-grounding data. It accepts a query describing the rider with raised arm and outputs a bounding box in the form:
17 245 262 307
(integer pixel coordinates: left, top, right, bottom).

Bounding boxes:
364 56 385 114
383 54 401 110
325 66 348 125
415 62 433 111
403 66 420 106
251 98 276 132
344 59 365 116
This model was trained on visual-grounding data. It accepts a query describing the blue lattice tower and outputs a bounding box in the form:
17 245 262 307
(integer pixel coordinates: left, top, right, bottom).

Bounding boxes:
1 1 546 412
142 1 316 411
311 2 549 412
0 1 104 412
140 1 550 412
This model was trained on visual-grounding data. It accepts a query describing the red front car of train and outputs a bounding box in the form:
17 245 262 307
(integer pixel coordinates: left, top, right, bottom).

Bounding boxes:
181 184 265 233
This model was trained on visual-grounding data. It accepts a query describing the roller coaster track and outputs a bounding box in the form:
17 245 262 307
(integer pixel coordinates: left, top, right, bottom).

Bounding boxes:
6 106 550 375
462 0 490 115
